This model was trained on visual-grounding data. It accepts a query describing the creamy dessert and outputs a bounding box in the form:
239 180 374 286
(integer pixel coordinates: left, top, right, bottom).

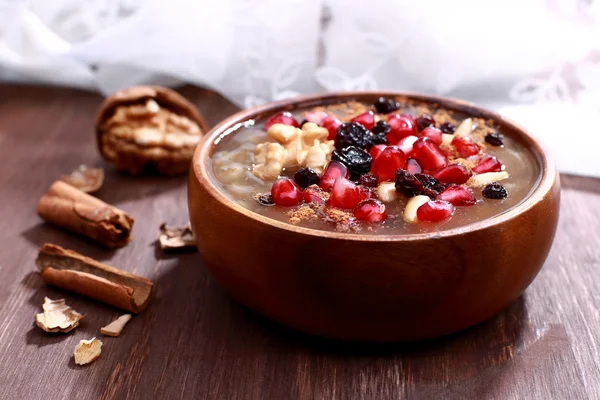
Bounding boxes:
209 97 539 234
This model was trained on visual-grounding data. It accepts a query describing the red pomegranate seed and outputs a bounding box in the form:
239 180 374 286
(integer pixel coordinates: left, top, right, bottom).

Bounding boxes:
330 177 361 209
321 115 342 140
371 146 406 183
412 137 448 171
271 178 302 206
351 111 375 130
369 144 387 160
416 200 455 222
396 135 418 156
473 155 503 174
387 114 417 142
359 186 377 201
404 158 422 174
265 111 299 131
354 199 387 222
433 164 472 184
304 111 328 125
420 126 443 146
437 186 476 206
319 161 349 191
451 136 480 158
303 185 328 204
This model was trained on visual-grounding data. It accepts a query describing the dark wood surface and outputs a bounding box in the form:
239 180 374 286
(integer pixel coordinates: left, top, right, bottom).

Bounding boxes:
0 84 598 400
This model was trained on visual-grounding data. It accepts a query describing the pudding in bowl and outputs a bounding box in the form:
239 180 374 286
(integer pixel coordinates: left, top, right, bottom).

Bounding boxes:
188 92 559 341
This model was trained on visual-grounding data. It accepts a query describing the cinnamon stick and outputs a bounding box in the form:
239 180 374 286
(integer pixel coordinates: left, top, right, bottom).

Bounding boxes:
36 243 153 314
37 181 133 248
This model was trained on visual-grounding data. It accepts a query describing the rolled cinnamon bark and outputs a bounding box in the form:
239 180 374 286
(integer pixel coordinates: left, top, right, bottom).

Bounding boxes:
37 181 133 248
36 243 153 314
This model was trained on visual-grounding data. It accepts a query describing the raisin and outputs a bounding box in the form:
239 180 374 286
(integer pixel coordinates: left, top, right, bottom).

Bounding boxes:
485 132 504 146
332 146 373 180
415 114 435 131
294 167 320 188
439 122 456 134
335 122 372 149
358 173 378 188
414 173 446 197
395 169 424 197
482 182 508 199
370 120 390 146
373 97 400 114
256 193 275 206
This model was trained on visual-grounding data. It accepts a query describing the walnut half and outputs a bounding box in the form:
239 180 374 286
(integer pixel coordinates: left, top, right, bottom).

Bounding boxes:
95 86 208 176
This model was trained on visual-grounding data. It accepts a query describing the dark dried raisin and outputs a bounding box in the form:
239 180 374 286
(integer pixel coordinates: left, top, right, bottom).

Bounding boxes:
294 167 320 188
439 122 456 134
335 122 372 149
332 146 372 180
485 132 504 146
482 182 508 199
358 173 378 188
373 97 400 114
416 114 435 131
256 193 275 206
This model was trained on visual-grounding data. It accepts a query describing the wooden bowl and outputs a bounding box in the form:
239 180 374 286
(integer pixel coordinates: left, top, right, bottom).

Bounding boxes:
188 92 560 342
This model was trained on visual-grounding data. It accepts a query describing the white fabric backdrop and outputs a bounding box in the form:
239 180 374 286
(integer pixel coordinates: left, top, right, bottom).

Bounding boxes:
1 0 600 177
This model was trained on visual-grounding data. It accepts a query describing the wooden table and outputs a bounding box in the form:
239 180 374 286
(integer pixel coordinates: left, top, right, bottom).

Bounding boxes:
0 84 599 400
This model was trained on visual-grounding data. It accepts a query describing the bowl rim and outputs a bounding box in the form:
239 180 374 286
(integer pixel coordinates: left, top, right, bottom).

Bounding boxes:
191 91 557 242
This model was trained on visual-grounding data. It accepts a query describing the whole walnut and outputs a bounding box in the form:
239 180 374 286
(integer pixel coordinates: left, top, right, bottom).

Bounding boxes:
95 86 208 176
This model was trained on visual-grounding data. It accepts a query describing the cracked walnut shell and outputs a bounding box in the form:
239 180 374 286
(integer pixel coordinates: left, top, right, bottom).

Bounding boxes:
95 86 208 175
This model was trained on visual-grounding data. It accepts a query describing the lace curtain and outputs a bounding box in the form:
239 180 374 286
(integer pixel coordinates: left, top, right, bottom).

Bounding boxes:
1 0 599 176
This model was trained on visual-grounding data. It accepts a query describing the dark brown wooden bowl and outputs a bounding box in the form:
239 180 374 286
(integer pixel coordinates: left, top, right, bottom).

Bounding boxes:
188 92 560 342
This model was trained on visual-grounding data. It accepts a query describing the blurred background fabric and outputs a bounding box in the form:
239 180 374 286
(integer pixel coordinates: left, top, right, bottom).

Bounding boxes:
1 0 599 176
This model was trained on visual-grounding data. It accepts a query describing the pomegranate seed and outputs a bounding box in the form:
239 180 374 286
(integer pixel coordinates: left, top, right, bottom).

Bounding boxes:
304 111 328 125
369 144 387 160
351 111 375 130
359 186 377 201
354 199 387 222
371 146 406 183
473 155 503 174
420 126 443 145
451 136 480 157
412 137 448 171
265 111 299 131
319 161 349 191
433 164 472 184
271 178 302 206
387 114 417 142
416 200 455 222
330 177 361 209
404 158 422 174
321 115 342 140
303 184 328 204
437 186 476 206
396 135 418 156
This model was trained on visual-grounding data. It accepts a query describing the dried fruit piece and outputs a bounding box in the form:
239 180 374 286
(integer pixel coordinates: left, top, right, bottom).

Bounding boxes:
335 122 372 149
371 146 406 182
74 338 102 365
451 136 480 158
95 86 207 175
332 146 372 179
320 161 350 191
303 185 329 204
439 122 456 134
433 164 472 184
414 173 446 197
100 314 132 337
60 165 104 193
403 195 431 223
437 186 477 206
159 223 196 251
485 132 504 146
387 114 417 142
358 173 378 188
255 193 275 206
371 121 390 145
482 182 508 199
377 182 398 202
374 97 400 114
415 114 435 131
271 178 302 206
420 126 443 145
412 137 448 171
330 178 361 209
467 171 509 187
453 118 474 137
265 111 299 130
473 155 503 174
351 111 375 130
294 167 320 188
354 199 387 222
416 200 455 222
35 297 83 333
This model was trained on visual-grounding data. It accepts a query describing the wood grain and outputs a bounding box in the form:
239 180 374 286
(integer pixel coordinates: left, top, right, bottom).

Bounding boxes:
0 84 598 400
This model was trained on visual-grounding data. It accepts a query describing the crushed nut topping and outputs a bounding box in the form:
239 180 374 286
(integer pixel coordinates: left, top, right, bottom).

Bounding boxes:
35 297 83 333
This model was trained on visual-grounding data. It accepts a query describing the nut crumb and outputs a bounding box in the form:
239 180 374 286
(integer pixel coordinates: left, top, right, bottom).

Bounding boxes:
323 206 361 233
35 297 83 333
100 314 132 337
288 204 320 225
159 223 196 251
74 338 102 365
